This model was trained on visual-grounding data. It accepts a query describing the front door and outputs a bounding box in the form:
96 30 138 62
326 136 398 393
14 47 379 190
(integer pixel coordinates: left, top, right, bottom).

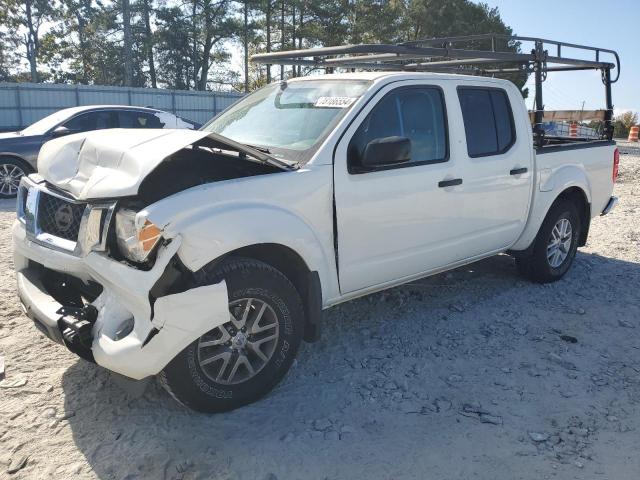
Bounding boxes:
334 82 465 294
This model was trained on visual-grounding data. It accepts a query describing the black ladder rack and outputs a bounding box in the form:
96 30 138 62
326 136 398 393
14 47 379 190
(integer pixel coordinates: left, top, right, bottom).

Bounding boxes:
251 34 621 146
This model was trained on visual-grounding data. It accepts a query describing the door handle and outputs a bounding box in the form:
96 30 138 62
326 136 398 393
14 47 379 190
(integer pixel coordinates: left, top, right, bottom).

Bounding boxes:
438 178 463 188
510 167 528 175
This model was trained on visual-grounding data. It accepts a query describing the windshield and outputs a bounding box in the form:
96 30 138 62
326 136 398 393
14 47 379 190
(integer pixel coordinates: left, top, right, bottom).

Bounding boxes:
203 79 371 163
21 109 76 136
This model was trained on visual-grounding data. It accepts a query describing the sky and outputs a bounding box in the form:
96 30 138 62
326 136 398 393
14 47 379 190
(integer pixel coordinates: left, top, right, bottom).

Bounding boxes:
472 0 638 115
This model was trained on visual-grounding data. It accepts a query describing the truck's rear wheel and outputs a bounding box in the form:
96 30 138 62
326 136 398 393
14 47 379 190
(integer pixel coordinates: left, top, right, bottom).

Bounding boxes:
515 199 581 283
159 257 303 413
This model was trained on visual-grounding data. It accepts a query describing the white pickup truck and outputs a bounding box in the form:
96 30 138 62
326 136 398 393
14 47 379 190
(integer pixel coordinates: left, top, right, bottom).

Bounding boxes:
13 53 620 412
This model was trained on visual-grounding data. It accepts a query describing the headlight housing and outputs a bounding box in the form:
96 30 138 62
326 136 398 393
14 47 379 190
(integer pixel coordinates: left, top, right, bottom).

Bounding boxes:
115 209 162 263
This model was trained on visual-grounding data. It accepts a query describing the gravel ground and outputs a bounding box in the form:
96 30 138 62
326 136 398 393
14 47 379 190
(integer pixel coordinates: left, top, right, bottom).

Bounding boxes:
1 142 639 480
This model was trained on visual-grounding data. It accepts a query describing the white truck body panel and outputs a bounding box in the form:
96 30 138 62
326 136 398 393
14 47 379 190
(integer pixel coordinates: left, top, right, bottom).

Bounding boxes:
511 144 615 250
333 77 534 293
12 71 617 380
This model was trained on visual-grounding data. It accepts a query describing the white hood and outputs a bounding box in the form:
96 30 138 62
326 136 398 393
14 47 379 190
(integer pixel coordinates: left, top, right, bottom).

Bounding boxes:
38 129 210 200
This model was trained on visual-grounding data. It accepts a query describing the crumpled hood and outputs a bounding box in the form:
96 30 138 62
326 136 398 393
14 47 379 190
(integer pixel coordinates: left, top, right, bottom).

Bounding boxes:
38 128 210 200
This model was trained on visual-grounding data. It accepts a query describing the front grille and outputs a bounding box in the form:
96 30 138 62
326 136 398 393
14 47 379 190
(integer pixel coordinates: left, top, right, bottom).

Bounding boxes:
37 192 86 241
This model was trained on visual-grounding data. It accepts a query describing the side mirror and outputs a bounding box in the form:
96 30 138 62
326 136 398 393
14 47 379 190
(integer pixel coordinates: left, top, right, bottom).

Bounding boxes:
51 126 71 138
361 136 411 169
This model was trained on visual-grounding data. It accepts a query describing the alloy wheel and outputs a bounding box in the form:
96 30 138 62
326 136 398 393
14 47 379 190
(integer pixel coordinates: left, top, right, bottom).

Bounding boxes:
0 163 25 197
547 218 573 268
197 298 280 385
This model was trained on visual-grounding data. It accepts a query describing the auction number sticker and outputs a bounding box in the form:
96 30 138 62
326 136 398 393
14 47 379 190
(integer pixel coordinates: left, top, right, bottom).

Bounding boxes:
314 96 357 108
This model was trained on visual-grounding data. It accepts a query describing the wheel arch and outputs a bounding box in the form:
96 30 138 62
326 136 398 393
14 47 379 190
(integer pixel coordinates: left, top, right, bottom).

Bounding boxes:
511 184 591 253
197 242 323 343
556 186 590 247
0 153 34 171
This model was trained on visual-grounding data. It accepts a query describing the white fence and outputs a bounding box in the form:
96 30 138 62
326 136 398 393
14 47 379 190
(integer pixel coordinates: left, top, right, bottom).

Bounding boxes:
0 83 243 130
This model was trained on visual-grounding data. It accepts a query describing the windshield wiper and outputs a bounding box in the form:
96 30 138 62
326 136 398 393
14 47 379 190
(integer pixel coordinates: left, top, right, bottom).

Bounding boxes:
245 144 271 154
202 132 298 171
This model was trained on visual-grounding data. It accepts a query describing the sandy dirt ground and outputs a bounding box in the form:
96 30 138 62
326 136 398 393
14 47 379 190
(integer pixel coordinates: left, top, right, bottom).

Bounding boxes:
0 142 639 480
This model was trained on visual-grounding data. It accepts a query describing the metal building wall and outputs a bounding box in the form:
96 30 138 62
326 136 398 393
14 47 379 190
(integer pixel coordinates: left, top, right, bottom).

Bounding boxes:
0 83 243 131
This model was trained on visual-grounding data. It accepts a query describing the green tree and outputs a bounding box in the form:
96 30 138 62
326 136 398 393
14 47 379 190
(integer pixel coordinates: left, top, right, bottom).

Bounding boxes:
349 0 406 44
3 0 59 82
401 0 528 94
613 111 638 139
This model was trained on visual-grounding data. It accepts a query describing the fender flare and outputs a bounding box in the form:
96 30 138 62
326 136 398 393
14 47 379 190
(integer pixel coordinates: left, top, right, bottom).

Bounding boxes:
511 165 591 252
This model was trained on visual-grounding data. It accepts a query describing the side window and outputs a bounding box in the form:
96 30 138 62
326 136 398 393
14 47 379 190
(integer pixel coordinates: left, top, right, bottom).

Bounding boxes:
62 111 117 133
458 87 515 157
118 111 166 129
348 87 447 171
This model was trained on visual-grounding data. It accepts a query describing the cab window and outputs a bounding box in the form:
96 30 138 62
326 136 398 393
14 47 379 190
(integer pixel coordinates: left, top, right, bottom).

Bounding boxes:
457 87 515 157
348 87 448 172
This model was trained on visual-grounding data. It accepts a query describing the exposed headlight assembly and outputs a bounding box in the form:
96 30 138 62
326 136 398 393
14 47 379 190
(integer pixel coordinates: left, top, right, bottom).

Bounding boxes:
115 209 162 263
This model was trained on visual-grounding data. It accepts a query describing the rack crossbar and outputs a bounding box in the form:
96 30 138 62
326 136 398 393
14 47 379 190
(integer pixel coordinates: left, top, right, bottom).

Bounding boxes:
250 34 620 145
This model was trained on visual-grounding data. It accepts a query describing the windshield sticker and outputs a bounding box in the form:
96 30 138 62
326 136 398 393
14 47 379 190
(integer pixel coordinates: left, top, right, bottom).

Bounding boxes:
314 96 357 108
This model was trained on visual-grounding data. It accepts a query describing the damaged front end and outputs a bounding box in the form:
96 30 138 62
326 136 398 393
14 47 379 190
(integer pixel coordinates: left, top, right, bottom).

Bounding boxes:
12 129 291 380
15 199 231 379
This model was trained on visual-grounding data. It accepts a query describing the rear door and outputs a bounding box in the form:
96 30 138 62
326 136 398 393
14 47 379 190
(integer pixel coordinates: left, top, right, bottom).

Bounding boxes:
454 84 533 254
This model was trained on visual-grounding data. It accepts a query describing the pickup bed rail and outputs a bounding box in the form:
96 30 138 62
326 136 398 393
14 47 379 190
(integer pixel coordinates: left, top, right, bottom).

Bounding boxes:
251 34 621 148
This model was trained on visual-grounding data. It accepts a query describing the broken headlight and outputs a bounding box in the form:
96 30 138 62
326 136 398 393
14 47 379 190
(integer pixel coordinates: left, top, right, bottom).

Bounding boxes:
114 209 162 263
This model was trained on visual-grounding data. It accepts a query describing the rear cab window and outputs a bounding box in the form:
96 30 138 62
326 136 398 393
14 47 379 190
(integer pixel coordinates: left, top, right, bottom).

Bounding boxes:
457 87 515 157
348 86 448 172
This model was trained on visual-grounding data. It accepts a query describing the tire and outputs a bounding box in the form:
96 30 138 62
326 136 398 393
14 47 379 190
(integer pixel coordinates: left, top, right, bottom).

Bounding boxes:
159 257 304 413
515 199 581 283
0 157 32 199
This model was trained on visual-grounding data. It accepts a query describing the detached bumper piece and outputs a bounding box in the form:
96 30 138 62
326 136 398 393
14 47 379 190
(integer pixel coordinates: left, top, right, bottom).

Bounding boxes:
57 305 98 363
601 196 618 216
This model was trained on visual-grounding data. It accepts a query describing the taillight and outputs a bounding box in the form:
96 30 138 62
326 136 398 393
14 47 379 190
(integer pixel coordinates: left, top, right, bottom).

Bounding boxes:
613 147 620 183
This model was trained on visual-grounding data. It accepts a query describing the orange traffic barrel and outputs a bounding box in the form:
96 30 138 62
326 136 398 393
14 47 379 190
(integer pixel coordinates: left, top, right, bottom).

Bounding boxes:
628 126 639 142
569 122 578 137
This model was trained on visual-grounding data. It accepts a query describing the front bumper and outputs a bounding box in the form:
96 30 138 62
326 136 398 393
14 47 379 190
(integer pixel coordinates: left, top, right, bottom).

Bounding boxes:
13 220 230 380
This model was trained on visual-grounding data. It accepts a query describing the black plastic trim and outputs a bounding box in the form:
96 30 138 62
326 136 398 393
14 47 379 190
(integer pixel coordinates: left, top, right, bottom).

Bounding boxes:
438 178 463 188
303 271 323 343
536 140 616 154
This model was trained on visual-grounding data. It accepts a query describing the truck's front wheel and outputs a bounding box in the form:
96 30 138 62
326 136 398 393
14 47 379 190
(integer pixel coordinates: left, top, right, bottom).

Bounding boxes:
515 199 581 283
159 257 303 413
